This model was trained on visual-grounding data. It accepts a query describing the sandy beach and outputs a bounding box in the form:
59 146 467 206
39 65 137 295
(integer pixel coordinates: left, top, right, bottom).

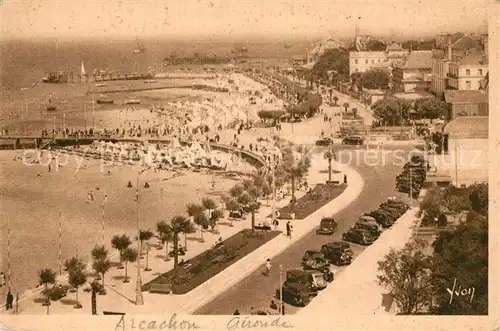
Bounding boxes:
0 70 282 302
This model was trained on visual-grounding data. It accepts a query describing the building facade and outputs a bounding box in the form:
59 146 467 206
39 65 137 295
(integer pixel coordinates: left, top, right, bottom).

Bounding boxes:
430 34 487 98
392 51 433 93
348 44 408 76
444 90 489 121
447 51 488 90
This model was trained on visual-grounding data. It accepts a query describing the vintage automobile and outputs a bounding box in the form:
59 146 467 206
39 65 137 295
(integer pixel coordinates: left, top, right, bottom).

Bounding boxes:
316 217 338 235
315 137 334 146
354 221 381 239
301 250 334 282
228 209 244 219
321 241 353 266
365 211 393 228
342 227 375 245
286 269 327 292
276 282 312 307
341 136 364 145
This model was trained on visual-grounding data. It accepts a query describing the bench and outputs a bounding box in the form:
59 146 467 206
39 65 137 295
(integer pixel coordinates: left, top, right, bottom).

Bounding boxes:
103 311 125 315
149 283 173 294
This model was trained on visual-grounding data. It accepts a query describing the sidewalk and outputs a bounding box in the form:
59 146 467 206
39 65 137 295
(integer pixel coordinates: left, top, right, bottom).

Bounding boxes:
299 207 419 315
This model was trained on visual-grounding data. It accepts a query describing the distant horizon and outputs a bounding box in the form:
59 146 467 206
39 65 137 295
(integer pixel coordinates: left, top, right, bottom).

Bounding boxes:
2 0 488 41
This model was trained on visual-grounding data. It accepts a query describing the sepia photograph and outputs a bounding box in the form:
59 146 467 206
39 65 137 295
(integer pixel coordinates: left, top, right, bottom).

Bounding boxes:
0 0 497 329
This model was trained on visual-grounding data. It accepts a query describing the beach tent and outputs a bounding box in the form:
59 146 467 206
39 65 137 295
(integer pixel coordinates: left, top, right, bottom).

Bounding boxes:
171 137 182 149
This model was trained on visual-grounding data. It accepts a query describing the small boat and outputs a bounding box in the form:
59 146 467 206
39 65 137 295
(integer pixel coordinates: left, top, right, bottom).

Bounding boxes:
95 83 107 87
133 37 147 54
96 99 114 104
47 105 57 111
125 99 140 105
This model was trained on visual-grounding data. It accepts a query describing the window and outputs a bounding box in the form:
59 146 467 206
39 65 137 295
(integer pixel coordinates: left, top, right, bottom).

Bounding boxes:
378 59 381 62
465 69 470 76
478 69 483 75
354 59 358 64
355 68 358 72
365 59 368 64
466 81 471 90
371 59 374 64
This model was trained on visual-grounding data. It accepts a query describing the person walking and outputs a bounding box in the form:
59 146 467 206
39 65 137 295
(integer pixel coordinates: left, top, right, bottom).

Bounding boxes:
264 259 272 276
6 291 13 310
344 174 348 184
281 303 285 315
233 309 240 315
286 221 292 239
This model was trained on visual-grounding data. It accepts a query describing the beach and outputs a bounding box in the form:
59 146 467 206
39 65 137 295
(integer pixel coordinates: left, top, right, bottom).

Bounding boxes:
0 63 285 303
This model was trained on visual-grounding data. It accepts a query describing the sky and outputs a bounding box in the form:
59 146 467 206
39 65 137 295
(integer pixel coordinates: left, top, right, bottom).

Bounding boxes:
0 0 490 40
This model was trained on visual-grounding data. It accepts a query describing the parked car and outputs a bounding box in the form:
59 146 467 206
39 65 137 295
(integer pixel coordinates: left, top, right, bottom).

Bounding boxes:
286 269 327 292
321 241 353 266
378 205 401 220
387 197 409 210
315 137 334 146
316 217 338 235
342 227 375 245
357 215 382 231
301 250 334 282
354 222 381 239
366 211 393 228
275 282 312 307
342 136 364 145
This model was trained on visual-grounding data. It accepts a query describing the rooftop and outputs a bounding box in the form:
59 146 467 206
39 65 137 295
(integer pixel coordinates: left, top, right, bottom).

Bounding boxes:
456 51 488 66
444 90 488 104
443 116 488 139
393 92 433 100
403 51 433 69
450 35 481 51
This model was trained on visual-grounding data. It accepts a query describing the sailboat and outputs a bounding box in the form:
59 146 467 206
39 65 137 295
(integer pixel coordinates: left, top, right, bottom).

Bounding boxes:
133 37 147 54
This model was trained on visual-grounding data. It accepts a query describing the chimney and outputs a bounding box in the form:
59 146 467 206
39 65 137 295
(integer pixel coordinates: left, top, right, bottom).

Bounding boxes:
447 34 452 61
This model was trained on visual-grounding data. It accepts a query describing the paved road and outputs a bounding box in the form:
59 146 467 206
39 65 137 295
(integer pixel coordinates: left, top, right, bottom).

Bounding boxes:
194 146 413 315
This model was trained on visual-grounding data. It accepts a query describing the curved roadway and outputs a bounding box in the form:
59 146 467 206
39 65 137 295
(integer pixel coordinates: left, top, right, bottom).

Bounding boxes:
194 144 413 315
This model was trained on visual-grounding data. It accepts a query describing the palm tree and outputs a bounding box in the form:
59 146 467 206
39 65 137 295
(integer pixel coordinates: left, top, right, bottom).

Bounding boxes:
92 259 111 288
224 197 240 227
202 197 217 219
156 221 173 261
343 102 350 113
39 268 56 314
324 148 337 183
111 234 131 269
333 96 339 106
90 280 104 315
193 212 209 242
233 180 262 231
210 209 223 233
64 257 85 274
170 215 195 269
281 146 311 211
91 245 108 262
68 268 86 309
121 248 138 283
139 229 154 271
187 202 204 243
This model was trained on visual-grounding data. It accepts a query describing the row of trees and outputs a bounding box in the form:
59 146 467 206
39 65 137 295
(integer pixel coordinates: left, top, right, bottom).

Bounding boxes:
371 96 447 126
377 183 488 315
351 69 391 91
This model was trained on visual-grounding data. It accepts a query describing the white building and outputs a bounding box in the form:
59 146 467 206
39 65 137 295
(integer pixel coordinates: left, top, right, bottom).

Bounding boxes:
447 51 488 91
349 43 408 76
428 116 488 187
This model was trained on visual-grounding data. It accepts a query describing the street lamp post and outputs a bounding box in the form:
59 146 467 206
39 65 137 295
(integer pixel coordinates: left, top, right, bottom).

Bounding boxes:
271 152 276 227
52 116 56 138
6 217 12 290
63 113 66 139
279 264 283 315
101 194 107 243
135 175 144 305
58 209 63 276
